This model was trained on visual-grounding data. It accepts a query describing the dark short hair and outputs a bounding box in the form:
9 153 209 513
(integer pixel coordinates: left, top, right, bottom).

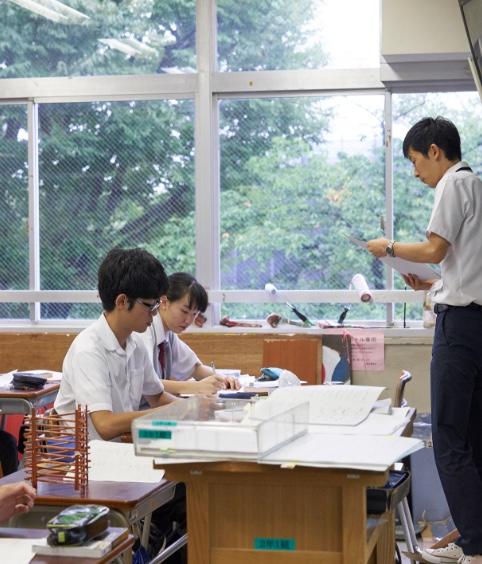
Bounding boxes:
98 248 168 312
166 272 208 313
402 116 461 161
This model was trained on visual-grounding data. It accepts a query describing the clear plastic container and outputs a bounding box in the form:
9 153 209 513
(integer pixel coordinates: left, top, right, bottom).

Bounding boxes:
132 396 308 460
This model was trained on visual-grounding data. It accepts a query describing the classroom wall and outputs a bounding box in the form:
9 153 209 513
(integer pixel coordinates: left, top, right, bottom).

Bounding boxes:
382 0 469 61
0 332 434 412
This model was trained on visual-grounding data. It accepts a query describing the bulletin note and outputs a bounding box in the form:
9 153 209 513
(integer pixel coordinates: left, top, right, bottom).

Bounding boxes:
349 330 385 371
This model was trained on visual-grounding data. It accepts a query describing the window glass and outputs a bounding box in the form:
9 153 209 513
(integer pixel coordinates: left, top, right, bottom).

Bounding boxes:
0 0 195 78
41 303 101 320
217 0 379 71
37 99 195 318
393 91 482 321
220 94 385 319
0 104 29 319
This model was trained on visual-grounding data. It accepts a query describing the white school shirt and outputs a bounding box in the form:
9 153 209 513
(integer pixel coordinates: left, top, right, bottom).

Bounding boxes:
54 314 164 441
427 161 482 306
140 314 200 380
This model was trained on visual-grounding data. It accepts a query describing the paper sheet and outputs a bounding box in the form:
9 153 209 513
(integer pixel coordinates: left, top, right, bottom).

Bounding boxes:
309 411 410 436
350 237 440 280
0 371 14 389
262 433 422 471
89 440 165 483
0 537 44 563
250 385 384 426
350 330 385 371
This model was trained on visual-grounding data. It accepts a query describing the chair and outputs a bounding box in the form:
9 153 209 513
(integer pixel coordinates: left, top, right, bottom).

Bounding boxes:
392 370 423 564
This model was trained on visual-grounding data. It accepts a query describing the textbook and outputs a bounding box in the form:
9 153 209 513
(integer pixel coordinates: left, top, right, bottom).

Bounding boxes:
31 527 128 558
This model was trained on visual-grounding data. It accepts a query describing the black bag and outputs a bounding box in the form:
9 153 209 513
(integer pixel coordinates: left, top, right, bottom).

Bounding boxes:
366 470 411 514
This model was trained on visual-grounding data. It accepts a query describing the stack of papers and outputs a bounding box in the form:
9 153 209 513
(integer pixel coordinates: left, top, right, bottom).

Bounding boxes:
262 433 421 472
134 385 422 472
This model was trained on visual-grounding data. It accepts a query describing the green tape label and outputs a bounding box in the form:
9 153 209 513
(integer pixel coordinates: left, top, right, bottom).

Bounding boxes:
138 429 172 439
254 537 296 551
152 421 178 427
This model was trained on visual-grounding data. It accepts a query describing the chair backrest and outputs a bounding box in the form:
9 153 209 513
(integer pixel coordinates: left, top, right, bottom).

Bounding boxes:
393 370 412 408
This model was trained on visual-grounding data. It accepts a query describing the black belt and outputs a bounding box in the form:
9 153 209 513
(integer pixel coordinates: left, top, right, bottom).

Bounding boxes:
434 303 482 314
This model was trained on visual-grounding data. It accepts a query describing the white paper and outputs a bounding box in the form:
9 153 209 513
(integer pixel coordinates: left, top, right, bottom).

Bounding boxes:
238 375 255 387
0 371 15 389
89 440 165 483
0 538 43 563
350 237 440 280
262 433 422 472
251 385 384 426
309 411 410 436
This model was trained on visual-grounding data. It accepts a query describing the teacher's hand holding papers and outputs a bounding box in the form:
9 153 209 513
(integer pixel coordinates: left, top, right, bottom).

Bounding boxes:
366 237 392 258
362 236 441 285
401 273 436 291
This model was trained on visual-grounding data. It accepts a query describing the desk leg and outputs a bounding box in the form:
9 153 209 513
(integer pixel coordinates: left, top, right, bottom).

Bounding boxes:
186 478 210 564
342 482 368 564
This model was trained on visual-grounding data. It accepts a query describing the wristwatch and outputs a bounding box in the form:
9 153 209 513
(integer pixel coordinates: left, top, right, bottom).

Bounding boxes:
386 240 396 257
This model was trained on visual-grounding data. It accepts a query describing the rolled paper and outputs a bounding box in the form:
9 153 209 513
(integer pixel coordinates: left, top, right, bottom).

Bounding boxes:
351 273 373 303
264 282 278 295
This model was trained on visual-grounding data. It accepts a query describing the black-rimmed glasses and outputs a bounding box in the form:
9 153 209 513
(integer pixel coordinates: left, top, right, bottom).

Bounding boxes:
135 298 161 313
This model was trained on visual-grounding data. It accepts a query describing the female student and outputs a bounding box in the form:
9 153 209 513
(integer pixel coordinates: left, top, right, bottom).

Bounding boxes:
141 272 239 394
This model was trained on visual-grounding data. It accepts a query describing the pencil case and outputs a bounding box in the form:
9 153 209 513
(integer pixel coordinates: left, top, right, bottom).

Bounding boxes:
47 504 110 546
12 372 47 390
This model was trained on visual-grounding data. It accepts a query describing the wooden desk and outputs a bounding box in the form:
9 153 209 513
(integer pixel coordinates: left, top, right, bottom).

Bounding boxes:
0 383 60 417
0 469 176 531
0 526 134 563
164 461 393 564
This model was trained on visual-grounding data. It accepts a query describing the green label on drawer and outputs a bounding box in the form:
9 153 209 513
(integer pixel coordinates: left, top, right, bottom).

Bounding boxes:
138 429 172 439
254 537 296 551
152 421 178 426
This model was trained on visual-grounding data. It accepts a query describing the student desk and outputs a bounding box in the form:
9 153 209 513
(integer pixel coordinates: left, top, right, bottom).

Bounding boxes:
0 383 60 418
0 469 176 533
0 526 134 563
164 460 392 564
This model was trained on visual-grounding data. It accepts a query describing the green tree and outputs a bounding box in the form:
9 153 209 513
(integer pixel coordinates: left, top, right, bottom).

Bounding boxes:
0 0 328 319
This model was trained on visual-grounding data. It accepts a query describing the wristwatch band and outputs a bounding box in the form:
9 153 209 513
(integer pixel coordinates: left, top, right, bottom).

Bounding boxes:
386 240 396 257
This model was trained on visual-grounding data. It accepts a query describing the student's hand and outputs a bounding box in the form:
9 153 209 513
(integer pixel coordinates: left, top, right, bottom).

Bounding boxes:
402 273 435 291
195 374 226 395
222 376 241 390
0 482 36 522
367 238 389 257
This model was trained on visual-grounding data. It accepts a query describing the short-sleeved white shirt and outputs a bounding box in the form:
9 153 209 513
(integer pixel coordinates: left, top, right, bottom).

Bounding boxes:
427 161 482 306
140 314 200 380
54 314 164 441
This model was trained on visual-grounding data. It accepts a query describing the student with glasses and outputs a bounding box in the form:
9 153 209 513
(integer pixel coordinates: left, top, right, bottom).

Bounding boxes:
140 272 240 395
54 248 178 441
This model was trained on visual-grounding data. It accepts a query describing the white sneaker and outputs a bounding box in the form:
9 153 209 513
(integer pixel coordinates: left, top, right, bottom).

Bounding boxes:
422 543 464 563
458 555 482 563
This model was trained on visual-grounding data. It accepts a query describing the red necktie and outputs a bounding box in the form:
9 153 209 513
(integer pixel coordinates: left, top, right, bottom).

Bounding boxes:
158 342 166 376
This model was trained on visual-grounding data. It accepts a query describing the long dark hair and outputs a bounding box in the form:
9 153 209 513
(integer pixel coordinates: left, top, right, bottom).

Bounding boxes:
166 272 208 313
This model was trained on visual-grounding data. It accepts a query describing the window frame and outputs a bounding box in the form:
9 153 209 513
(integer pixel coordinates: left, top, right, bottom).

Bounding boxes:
0 0 478 330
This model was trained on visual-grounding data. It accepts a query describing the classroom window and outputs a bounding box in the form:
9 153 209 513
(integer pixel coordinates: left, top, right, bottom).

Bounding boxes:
0 104 30 319
392 91 482 322
37 99 195 318
217 0 379 71
0 0 196 79
219 94 387 321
